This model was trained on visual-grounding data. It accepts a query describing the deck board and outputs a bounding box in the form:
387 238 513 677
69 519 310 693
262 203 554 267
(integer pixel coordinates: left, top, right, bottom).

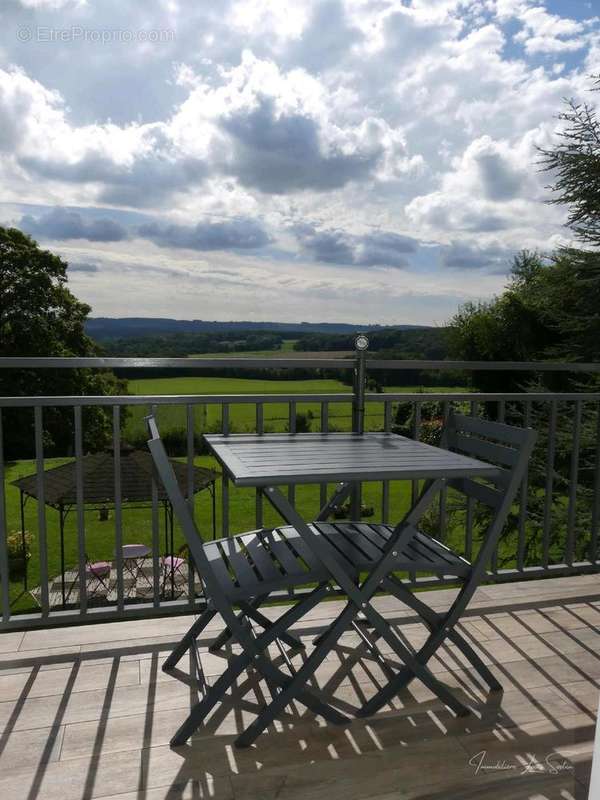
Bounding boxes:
0 574 596 799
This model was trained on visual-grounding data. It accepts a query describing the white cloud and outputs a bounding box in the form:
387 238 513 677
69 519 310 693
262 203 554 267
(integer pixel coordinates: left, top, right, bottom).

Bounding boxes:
18 0 86 7
0 0 598 323
515 6 588 54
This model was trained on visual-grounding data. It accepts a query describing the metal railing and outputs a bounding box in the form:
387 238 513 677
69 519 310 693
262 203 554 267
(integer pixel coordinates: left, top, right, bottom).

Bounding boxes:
1 347 599 630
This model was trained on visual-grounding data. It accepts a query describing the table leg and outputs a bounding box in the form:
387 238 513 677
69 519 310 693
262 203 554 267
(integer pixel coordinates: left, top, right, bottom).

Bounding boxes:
315 481 353 521
263 484 470 720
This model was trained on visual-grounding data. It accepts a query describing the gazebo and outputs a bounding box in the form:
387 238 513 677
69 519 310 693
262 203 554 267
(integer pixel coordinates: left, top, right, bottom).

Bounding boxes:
11 446 218 607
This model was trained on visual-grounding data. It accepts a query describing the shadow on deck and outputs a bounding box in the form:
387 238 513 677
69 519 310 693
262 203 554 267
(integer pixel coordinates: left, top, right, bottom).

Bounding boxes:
0 574 597 799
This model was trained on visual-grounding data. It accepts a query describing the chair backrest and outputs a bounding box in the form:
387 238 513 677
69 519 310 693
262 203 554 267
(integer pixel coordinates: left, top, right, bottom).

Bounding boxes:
442 411 537 572
145 415 230 608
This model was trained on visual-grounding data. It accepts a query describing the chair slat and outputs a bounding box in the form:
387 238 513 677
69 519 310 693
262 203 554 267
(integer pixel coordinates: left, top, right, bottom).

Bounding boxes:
405 539 436 564
336 523 383 560
354 523 387 554
281 529 327 573
452 433 519 467
219 538 256 587
240 531 282 582
316 522 371 567
414 530 468 566
204 542 237 590
447 477 502 508
451 413 529 445
264 529 305 575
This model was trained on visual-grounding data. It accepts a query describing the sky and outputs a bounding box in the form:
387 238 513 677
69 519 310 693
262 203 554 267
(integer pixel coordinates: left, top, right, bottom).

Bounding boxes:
0 0 598 326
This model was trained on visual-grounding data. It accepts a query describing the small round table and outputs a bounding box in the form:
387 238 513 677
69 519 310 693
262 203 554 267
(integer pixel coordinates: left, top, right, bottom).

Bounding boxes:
121 543 151 596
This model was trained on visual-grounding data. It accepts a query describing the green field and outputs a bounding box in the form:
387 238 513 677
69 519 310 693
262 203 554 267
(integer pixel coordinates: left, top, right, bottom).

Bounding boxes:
188 338 299 357
124 376 469 441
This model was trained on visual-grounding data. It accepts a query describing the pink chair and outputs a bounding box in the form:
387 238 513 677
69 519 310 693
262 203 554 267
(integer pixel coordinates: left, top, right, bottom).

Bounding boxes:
161 549 187 597
85 557 111 600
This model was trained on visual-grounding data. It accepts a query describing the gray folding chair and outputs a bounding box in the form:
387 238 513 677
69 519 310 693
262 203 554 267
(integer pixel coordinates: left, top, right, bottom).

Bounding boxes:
352 411 538 717
146 415 349 748
147 412 535 748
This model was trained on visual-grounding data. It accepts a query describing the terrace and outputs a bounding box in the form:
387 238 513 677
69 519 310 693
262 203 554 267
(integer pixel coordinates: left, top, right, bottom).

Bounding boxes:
1 351 599 799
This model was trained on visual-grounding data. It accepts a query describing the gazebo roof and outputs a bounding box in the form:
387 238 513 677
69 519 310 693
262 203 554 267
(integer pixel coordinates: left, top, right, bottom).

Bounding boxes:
11 447 217 507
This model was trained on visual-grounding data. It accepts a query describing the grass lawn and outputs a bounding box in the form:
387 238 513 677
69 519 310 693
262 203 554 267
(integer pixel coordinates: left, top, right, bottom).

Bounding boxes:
124 376 470 441
4 456 417 616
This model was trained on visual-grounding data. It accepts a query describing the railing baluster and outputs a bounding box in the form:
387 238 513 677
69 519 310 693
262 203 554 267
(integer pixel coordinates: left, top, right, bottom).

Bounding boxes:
438 401 450 542
34 406 50 616
542 400 557 568
112 406 124 611
186 404 195 607
566 399 582 566
411 401 422 505
591 402 600 564
74 407 87 614
0 411 10 623
256 403 264 529
497 399 505 423
517 400 532 573
466 401 477 565
320 402 329 512
288 401 296 507
382 400 392 524
150 404 160 608
222 404 229 537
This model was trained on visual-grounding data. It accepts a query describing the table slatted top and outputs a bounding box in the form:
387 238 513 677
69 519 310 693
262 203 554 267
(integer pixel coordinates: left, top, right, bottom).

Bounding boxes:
204 432 499 487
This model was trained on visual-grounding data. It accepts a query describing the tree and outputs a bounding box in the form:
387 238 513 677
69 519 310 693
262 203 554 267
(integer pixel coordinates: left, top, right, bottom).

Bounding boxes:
538 77 600 249
0 226 126 458
445 80 600 571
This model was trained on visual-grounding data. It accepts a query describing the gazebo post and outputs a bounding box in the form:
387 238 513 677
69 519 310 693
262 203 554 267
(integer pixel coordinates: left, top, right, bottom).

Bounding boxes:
19 490 27 592
163 499 168 558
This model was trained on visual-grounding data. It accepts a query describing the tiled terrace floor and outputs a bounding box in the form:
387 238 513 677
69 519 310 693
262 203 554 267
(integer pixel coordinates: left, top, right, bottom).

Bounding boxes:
0 574 598 800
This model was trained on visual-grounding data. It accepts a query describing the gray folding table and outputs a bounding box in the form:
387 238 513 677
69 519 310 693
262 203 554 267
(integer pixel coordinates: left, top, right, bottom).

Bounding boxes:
205 431 500 488
204 431 503 730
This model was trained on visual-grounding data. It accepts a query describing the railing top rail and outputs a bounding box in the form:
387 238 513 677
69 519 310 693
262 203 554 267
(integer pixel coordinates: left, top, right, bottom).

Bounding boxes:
1 391 600 408
367 359 600 373
0 356 352 370
0 393 354 408
1 356 600 372
373 392 600 401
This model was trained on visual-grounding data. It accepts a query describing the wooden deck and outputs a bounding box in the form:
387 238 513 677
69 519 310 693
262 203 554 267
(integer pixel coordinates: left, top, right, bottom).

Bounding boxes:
0 574 597 799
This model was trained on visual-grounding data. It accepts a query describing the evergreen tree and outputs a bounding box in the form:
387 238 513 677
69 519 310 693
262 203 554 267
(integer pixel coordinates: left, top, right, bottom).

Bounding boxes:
538 77 600 249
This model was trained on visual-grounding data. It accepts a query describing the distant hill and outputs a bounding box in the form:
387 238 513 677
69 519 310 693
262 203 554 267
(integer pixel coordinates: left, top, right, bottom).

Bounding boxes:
86 317 429 340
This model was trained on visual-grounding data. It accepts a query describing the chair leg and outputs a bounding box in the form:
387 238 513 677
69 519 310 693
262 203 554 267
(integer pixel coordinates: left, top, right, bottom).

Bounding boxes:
234 600 360 748
208 595 267 652
239 601 304 651
357 594 474 718
383 576 502 693
210 596 304 653
163 607 218 672
170 585 348 747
